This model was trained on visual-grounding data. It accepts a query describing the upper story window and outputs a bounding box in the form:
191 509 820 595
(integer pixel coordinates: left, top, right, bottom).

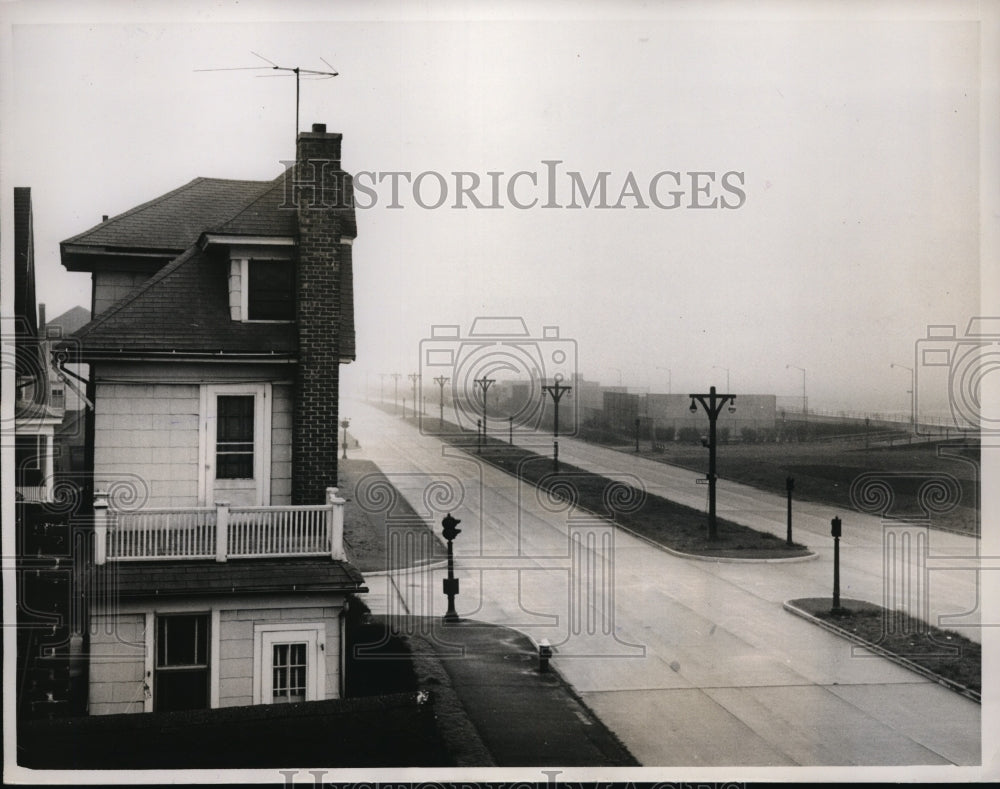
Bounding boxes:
246 260 294 321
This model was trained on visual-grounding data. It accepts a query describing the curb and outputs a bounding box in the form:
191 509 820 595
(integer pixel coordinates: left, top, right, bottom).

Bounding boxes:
782 599 981 704
613 520 818 564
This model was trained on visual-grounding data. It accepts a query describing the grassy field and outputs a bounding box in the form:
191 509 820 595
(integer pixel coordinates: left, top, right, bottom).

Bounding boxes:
790 597 980 698
386 406 811 559
613 436 979 535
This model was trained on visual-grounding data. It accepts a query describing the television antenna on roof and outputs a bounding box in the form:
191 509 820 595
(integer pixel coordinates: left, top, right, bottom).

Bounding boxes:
196 52 339 141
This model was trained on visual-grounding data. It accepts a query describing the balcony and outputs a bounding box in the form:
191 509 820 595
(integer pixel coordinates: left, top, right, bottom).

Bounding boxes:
92 488 346 564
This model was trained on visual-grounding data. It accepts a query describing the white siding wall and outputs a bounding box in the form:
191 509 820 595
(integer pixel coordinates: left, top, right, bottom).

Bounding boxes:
88 599 345 715
270 384 293 504
217 605 343 708
88 612 147 716
94 382 200 508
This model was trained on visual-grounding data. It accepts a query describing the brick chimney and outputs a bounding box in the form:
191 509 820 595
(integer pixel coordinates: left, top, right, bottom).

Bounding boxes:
292 123 357 504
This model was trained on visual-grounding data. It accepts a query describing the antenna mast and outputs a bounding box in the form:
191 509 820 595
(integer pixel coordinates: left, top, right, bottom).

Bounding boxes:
196 52 339 141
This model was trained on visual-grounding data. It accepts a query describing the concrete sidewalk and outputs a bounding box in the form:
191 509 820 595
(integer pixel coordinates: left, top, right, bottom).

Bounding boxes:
402 616 638 767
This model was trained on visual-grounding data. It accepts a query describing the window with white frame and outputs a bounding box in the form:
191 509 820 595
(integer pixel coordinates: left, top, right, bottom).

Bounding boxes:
253 623 325 705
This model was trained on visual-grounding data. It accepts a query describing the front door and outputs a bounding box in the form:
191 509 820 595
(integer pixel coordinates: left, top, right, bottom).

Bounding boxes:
202 384 270 506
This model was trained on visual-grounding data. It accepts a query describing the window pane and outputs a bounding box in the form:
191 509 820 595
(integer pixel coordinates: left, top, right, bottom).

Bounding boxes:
272 642 308 703
248 260 294 321
155 614 209 712
157 615 207 667
216 396 254 479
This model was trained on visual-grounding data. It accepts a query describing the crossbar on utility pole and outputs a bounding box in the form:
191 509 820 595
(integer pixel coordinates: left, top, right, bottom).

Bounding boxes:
689 386 736 540
542 379 572 471
474 377 495 452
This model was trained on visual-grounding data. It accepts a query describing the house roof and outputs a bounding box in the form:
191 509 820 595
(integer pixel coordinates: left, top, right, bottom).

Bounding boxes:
62 177 275 252
44 305 91 337
63 245 297 359
92 558 367 599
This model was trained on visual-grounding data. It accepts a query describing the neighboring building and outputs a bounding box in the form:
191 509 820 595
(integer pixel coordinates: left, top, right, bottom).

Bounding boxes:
646 393 777 435
58 124 367 715
13 187 64 503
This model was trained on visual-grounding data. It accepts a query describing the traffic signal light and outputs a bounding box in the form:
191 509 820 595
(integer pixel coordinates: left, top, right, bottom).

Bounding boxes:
442 513 462 541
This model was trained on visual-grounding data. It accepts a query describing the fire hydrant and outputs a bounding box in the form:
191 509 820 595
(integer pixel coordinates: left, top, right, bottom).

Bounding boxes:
538 638 553 672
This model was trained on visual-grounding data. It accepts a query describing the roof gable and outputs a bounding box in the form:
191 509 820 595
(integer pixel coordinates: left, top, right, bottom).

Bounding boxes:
68 245 296 357
62 177 274 252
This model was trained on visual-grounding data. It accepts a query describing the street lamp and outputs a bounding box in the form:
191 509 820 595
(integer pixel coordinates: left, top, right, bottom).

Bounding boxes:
474 377 495 452
391 373 401 414
434 375 450 431
656 366 671 394
891 363 915 425
340 418 351 459
786 365 807 416
409 373 421 424
542 379 572 471
689 386 736 540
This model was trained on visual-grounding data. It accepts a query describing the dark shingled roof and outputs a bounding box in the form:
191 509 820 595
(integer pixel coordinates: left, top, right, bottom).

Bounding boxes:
66 245 296 357
92 558 367 599
213 173 297 237
63 177 275 251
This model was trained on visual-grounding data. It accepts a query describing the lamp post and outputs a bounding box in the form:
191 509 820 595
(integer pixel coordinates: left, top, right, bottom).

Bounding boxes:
831 516 843 612
340 418 350 459
634 417 641 452
434 375 450 431
891 363 915 426
786 364 807 425
542 379 572 471
379 373 386 404
391 373 401 414
474 377 495 452
689 386 736 540
785 476 794 546
509 415 514 444
441 513 462 623
409 373 421 422
656 366 671 394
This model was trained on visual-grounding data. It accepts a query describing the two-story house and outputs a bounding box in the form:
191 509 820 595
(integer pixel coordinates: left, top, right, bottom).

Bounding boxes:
14 187 64 504
58 124 367 715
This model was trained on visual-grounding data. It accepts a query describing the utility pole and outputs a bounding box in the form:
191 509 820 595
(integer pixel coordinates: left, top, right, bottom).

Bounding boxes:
434 376 450 431
689 386 736 540
474 377 495 452
542 380 572 471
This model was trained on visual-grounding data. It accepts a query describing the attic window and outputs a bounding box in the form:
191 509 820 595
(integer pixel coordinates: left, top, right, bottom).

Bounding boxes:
246 260 294 321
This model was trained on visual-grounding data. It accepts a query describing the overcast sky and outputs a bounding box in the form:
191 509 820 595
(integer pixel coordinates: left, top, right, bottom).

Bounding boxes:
2 1 997 418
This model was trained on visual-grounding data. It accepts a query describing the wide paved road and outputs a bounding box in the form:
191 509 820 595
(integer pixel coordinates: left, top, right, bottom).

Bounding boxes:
347 402 982 771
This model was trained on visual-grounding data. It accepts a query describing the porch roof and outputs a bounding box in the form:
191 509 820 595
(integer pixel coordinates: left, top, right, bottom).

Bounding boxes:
92 558 367 599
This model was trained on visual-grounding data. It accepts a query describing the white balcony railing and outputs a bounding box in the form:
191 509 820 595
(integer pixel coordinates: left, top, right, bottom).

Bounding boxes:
93 488 346 565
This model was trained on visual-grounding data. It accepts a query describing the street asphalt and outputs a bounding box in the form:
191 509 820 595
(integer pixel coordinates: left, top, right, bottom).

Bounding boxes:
347 401 989 776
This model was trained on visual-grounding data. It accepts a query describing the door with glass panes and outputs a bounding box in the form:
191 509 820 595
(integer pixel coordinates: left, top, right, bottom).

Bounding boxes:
203 384 270 506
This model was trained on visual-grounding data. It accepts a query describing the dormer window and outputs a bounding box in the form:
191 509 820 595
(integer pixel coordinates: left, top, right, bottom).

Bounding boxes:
247 260 294 321
229 256 295 322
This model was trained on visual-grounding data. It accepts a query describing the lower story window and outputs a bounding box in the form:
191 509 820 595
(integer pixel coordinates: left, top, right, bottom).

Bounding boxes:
155 614 209 712
271 642 308 703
